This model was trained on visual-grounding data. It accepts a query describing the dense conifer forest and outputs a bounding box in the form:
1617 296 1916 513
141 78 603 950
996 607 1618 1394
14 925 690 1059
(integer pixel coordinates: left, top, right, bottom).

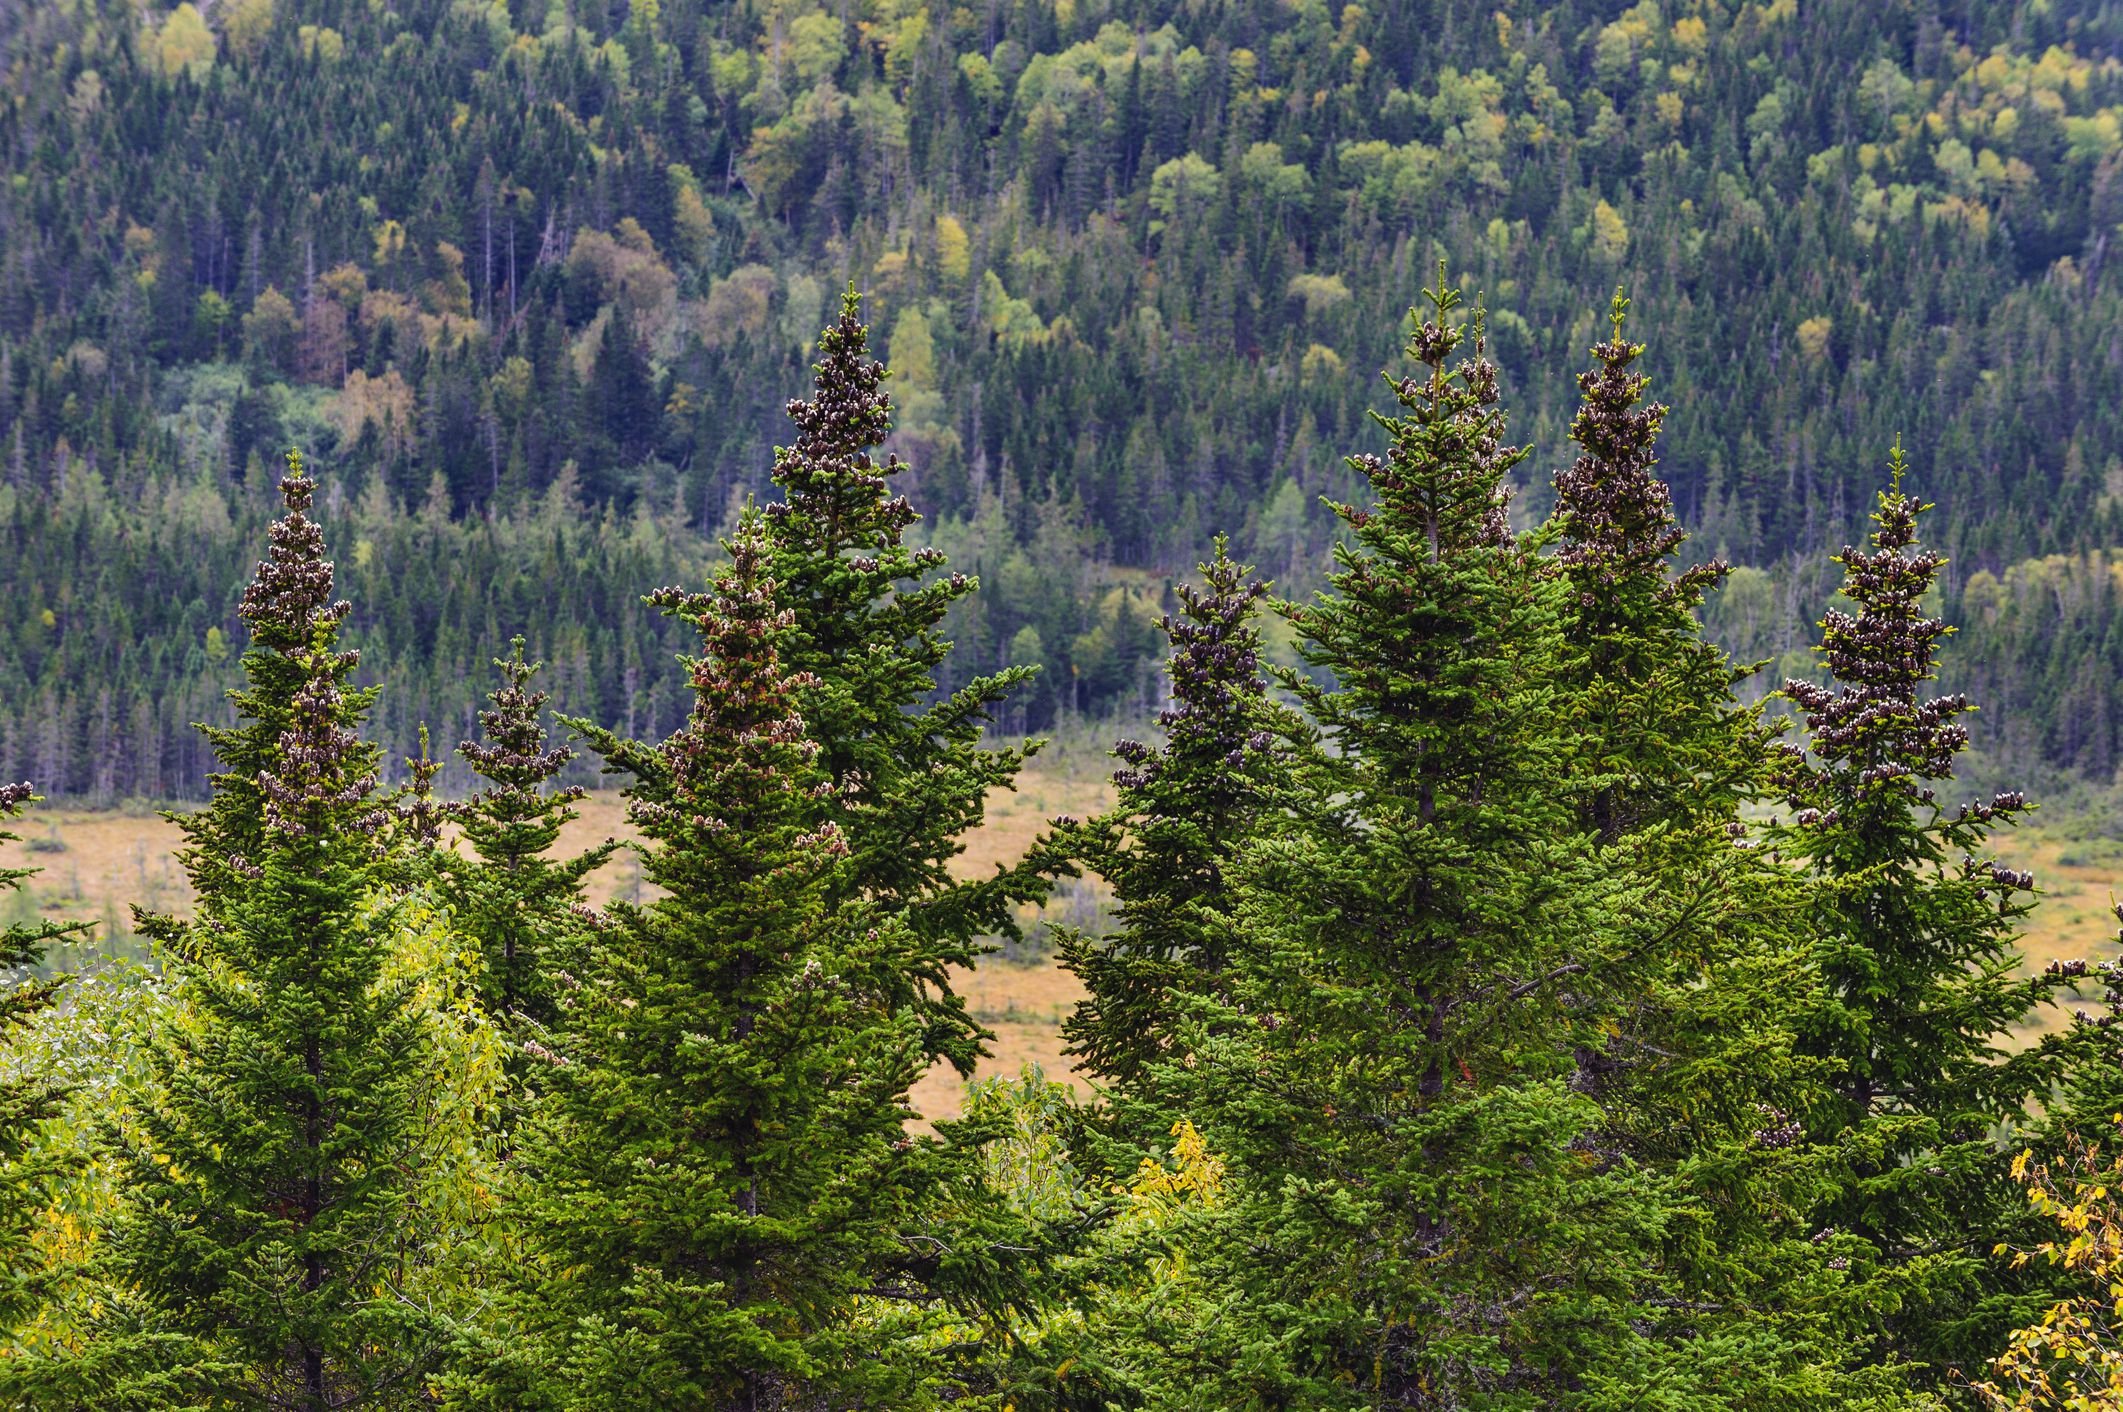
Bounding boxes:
10 0 2123 790
17 0 2123 1405
10 267 2123 1408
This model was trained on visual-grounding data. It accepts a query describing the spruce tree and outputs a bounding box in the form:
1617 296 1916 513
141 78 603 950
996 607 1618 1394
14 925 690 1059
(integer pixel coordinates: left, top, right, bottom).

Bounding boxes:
0 781 82 1337
1130 272 1636 1405
444 639 614 1031
95 452 444 1407
762 289 1048 1078
1058 537 1283 1091
1546 294 1842 1335
1551 291 1745 839
1774 445 2077 1381
483 515 1026 1409
1111 273 1914 1408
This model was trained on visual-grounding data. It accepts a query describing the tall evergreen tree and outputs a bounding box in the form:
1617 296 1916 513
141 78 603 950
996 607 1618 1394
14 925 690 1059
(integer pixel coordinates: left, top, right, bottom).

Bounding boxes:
1110 273 1913 1409
1550 290 1745 839
1544 295 1839 1326
93 452 445 1407
1059 536 1283 1091
762 289 1049 1079
474 515 1032 1409
0 781 82 1337
1129 271 1638 1405
1774 444 2078 1382
444 639 615 1031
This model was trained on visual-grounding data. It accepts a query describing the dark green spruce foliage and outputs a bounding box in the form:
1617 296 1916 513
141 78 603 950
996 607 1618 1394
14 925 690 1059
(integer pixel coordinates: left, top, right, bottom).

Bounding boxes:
1551 293 1748 840
0 781 81 1336
102 453 440 1405
1774 449 2078 1380
762 288 1048 1077
1137 275 1644 1405
1542 299 1898 1404
491 517 1005 1408
1084 276 1915 1409
444 640 615 1030
1058 536 1281 1092
1547 298 1805 1226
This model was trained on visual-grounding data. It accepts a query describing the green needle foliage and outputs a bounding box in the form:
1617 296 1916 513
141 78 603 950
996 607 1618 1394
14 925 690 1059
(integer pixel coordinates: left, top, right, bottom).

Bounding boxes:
1038 273 1930 1409
1140 269 1651 1406
1551 290 1753 841
80 452 449 1406
1059 535 1283 1096
1774 447 2080 1383
445 639 616 1030
471 516 1025 1409
1544 294 1849 1363
763 288 1050 1079
0 781 82 1339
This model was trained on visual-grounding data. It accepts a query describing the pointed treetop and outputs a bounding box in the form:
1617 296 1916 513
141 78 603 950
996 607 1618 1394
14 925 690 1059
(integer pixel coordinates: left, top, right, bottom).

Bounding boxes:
1328 261 1519 557
239 449 349 651
399 724 446 849
1782 441 1969 789
460 638 575 792
633 511 831 851
1553 288 1725 608
768 287 911 538
1117 536 1272 794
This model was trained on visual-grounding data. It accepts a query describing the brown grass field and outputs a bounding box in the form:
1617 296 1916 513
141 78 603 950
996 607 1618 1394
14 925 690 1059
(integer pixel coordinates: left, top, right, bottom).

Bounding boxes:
0 767 1114 1121
10 771 2116 1117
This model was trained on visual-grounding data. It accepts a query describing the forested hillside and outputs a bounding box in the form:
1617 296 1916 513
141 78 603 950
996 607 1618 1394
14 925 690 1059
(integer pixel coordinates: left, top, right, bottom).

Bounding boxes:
9 272 2123 1409
9 0 2123 792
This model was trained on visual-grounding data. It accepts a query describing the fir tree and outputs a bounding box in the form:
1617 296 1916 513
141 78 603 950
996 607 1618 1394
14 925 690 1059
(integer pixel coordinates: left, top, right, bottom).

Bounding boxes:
1551 290 1744 840
0 781 82 1337
481 515 1028 1409
1059 536 1282 1091
1546 294 1837 1313
1774 444 2078 1381
444 639 614 1031
762 288 1049 1078
1122 273 1913 1408
95 452 445 1407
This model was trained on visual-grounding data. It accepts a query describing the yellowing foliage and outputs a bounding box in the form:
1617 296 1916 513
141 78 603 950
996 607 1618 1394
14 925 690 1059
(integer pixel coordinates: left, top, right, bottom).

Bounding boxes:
222 0 276 60
888 305 938 388
1796 315 1833 364
1976 1130 2123 1409
1588 198 1630 264
332 368 418 460
155 3 217 79
935 214 972 281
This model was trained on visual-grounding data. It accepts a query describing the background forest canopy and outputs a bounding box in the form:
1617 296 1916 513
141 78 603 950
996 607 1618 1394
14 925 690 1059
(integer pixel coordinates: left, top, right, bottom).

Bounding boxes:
10 0 2123 796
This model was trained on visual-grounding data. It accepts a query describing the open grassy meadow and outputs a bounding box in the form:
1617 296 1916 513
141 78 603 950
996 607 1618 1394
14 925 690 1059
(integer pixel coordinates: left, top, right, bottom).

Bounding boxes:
18 767 2116 1117
2 765 1116 1121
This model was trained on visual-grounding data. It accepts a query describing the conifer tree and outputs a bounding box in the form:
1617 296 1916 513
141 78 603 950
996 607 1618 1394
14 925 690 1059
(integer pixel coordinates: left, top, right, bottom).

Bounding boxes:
1058 537 1282 1091
1551 290 1745 839
1129 271 1636 1405
0 781 81 1337
95 452 445 1407
482 516 1026 1409
444 639 614 1031
1774 445 2078 1380
1546 295 1835 1308
1117 273 1912 1408
762 289 1048 1077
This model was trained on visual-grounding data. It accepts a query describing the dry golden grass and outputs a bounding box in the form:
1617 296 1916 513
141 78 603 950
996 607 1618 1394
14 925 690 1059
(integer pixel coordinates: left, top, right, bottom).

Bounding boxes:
1 766 1111 1121
18 769 2123 1104
1997 829 2123 1038
26 766 2123 1111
